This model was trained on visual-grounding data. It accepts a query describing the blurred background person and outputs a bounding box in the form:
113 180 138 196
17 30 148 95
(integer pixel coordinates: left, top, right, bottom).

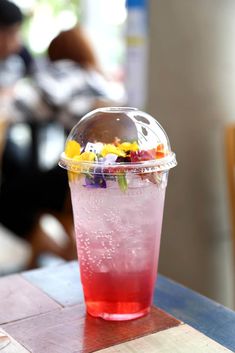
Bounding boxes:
0 1 75 267
0 1 123 269
0 0 34 82
48 25 102 74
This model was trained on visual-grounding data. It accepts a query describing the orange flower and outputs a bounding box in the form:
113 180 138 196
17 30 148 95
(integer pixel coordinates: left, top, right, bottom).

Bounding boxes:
156 143 165 159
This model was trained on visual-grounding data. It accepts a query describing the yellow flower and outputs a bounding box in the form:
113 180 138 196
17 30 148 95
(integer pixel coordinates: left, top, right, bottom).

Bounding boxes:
67 152 96 182
101 144 126 157
74 151 96 161
119 141 139 152
65 140 81 158
68 171 78 182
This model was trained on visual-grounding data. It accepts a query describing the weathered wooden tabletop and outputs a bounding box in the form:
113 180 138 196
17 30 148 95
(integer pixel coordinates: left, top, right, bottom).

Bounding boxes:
0 261 234 352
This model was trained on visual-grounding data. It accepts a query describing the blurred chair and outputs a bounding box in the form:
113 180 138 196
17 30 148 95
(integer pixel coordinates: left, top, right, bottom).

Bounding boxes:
225 124 235 255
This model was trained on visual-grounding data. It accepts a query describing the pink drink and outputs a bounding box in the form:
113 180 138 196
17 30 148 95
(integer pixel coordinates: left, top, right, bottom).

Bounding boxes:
70 174 167 320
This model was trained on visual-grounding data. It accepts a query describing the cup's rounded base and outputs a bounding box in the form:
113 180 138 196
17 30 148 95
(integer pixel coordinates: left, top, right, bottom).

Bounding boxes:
87 307 150 321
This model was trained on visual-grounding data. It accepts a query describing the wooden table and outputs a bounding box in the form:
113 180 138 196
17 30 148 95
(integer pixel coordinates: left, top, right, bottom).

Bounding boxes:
0 261 234 353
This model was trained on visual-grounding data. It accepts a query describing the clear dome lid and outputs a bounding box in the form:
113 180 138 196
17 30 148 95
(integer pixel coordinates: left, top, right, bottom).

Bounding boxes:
59 107 177 174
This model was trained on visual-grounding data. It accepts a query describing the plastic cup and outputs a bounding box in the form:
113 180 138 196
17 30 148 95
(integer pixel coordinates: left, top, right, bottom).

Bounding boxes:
59 107 177 321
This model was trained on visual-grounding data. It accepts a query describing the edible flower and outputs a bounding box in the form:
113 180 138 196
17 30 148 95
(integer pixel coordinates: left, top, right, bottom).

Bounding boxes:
73 151 96 162
101 144 126 157
65 140 81 158
65 144 96 182
156 143 165 159
130 149 156 162
64 139 167 191
85 167 106 188
68 171 77 183
85 174 106 188
118 141 139 152
130 144 166 162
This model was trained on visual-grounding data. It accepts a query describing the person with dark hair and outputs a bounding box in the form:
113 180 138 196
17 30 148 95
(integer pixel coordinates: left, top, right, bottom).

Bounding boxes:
0 0 33 75
0 0 23 26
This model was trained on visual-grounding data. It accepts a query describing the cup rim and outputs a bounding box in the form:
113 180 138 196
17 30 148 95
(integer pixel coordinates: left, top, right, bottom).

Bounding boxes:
96 106 138 113
59 151 177 174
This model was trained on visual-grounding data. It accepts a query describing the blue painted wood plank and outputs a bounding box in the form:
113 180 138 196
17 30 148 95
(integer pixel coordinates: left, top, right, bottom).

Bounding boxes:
155 275 235 352
22 261 84 307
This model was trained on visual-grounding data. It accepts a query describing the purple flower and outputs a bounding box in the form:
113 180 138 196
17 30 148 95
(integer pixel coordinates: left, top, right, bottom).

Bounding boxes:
84 168 107 189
